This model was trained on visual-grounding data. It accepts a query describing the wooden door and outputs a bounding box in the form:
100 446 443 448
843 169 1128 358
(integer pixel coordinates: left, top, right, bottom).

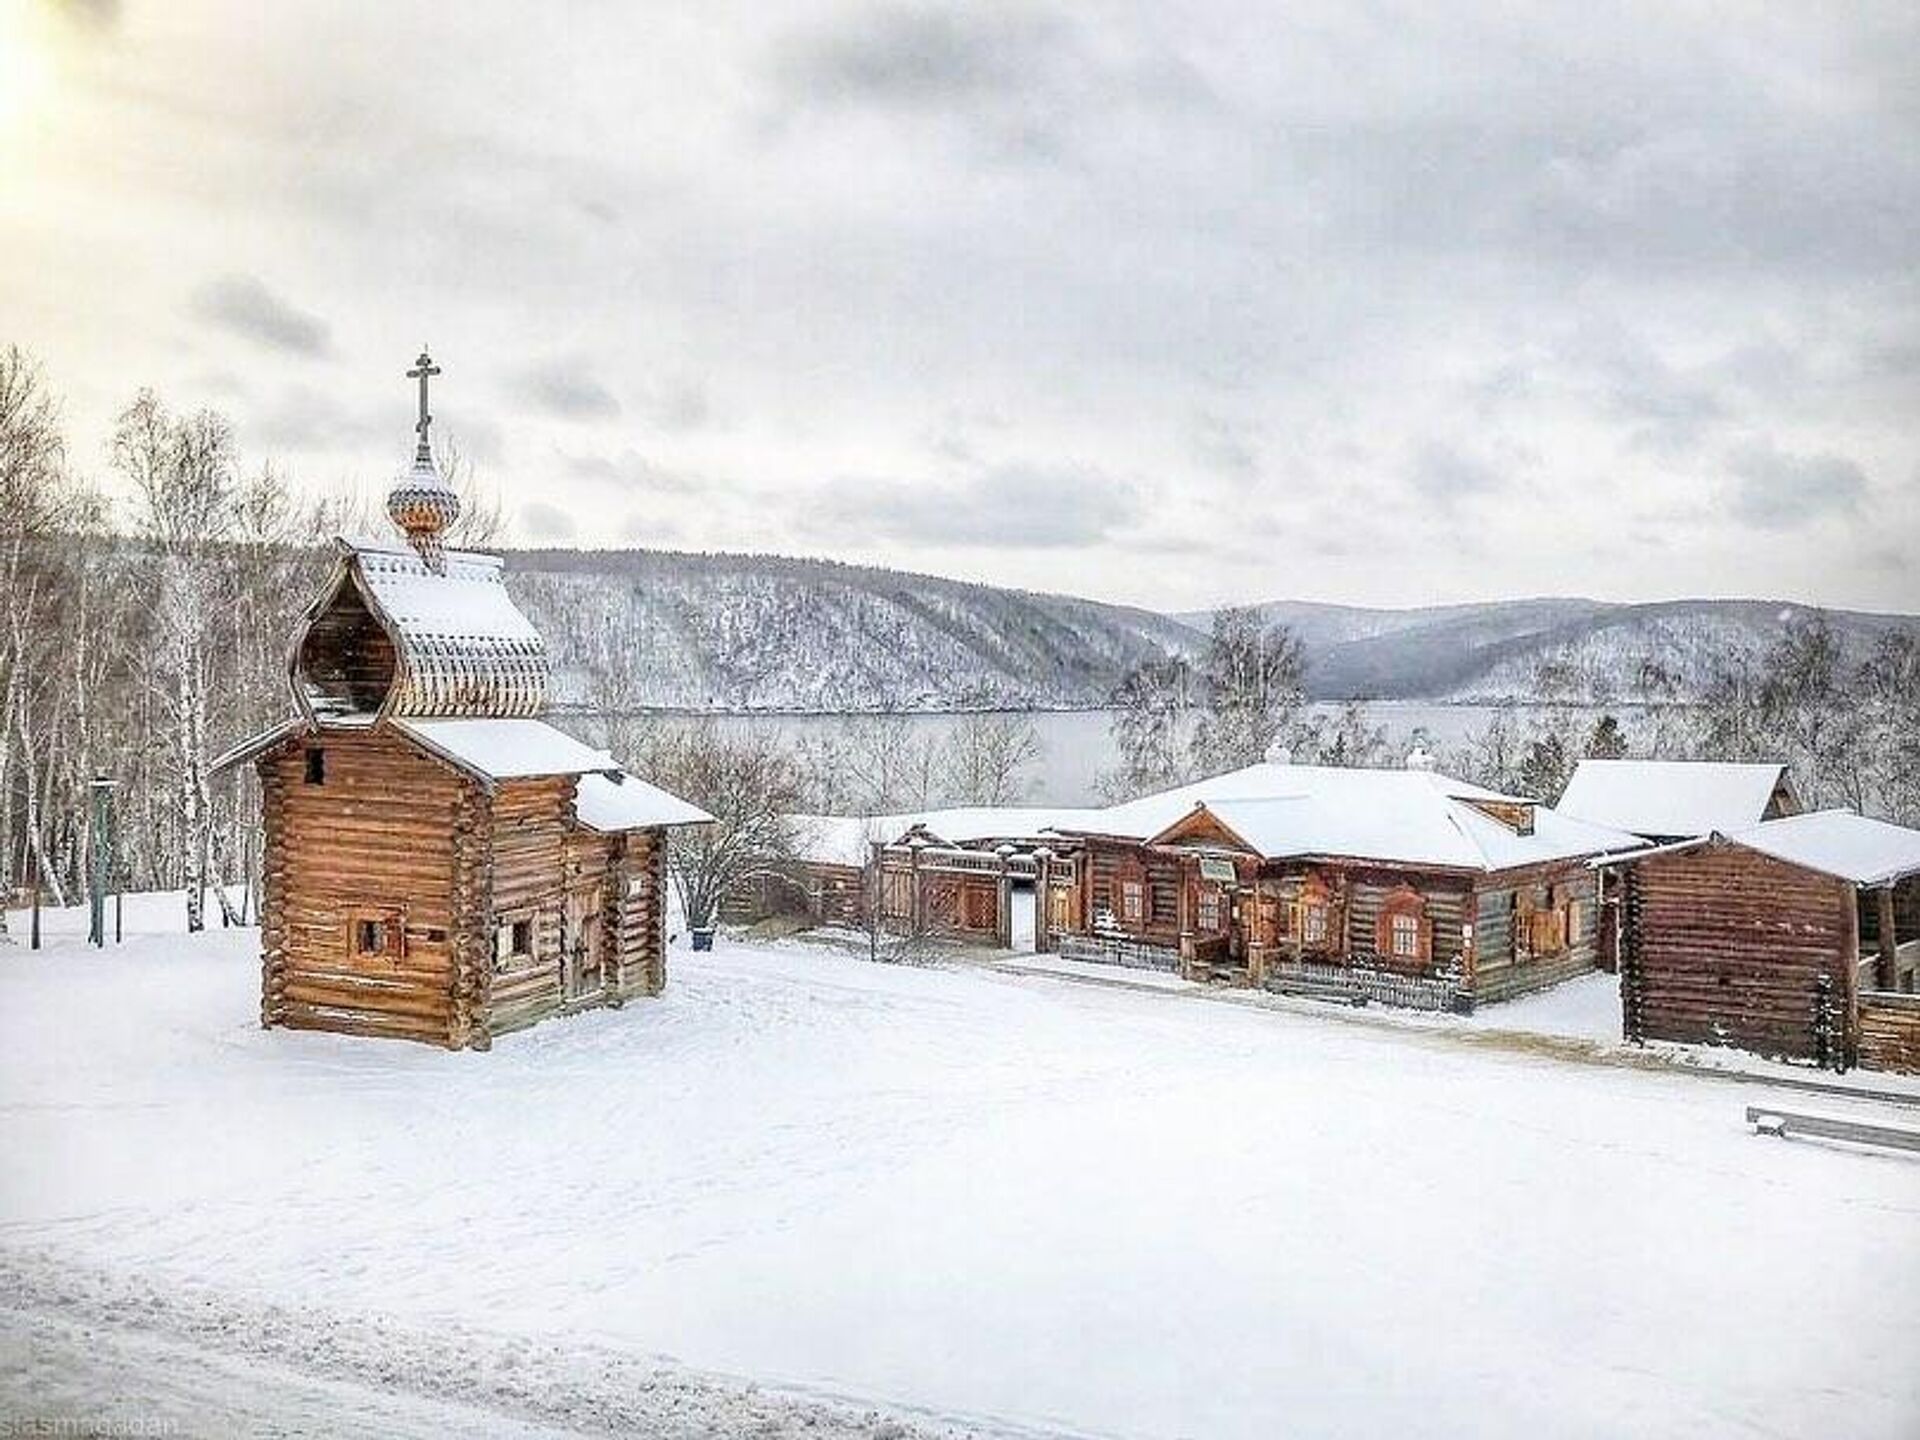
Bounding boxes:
563 884 604 1001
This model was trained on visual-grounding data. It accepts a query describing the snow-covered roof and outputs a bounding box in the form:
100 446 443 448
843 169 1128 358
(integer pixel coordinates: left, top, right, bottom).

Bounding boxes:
394 718 619 782
787 805 1101 868
1135 767 1640 873
1555 759 1789 840
908 805 1108 847
1718 810 1920 887
790 814 897 868
292 539 549 722
210 717 309 777
348 540 549 717
575 771 712 832
1064 762 1521 842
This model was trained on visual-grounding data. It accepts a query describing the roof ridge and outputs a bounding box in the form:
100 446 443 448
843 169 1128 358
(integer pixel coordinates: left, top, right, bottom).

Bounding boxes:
1443 800 1498 869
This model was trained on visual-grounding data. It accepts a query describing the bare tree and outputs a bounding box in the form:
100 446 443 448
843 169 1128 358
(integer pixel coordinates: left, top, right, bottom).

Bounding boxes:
114 392 238 932
943 711 1040 806
1190 608 1306 774
835 714 944 814
637 720 802 939
0 347 80 924
1302 700 1389 767
1103 657 1194 799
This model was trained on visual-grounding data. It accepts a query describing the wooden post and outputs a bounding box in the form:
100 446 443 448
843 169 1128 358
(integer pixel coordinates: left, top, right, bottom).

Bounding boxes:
88 776 116 947
1033 848 1053 954
994 844 1015 950
1877 885 1899 992
908 839 925 940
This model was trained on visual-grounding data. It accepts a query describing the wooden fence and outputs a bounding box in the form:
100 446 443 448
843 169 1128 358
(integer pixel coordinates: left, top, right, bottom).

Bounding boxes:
1056 933 1181 973
1263 959 1466 1013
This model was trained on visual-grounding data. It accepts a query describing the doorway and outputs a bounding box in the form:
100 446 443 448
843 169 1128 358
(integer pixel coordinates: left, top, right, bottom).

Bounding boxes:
563 884 605 1002
1010 882 1037 952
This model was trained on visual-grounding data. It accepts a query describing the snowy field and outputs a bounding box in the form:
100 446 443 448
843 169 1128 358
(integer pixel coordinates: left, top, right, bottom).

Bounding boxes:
4 898 1919 1439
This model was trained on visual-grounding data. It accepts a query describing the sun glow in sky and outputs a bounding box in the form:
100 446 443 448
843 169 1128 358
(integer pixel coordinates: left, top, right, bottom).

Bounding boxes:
0 5 57 137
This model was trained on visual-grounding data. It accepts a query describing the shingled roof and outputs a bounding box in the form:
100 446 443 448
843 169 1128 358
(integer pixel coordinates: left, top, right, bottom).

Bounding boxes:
292 538 550 722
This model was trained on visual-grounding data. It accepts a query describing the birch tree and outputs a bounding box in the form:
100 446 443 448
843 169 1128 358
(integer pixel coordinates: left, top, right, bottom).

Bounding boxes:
114 393 238 931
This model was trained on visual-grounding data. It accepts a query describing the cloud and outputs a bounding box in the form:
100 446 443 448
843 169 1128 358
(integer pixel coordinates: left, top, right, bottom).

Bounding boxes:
521 360 622 421
246 384 383 451
560 446 700 494
634 376 709 433
1407 442 1508 507
189 274 331 357
815 461 1140 549
1192 412 1259 480
775 5 1070 111
1726 440 1869 530
520 499 577 542
769 3 1215 161
20 3 1920 612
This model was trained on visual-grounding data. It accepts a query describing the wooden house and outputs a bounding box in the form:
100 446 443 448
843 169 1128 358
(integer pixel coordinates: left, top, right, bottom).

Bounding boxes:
1619 810 1920 1073
1557 759 1800 970
214 352 709 1049
1050 756 1642 1010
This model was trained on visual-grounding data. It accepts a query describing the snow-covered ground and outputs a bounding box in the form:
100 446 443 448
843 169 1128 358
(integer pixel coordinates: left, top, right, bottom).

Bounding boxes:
4 900 1918 1438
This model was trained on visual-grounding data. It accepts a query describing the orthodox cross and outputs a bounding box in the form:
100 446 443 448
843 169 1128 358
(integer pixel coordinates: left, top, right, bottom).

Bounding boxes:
407 348 441 463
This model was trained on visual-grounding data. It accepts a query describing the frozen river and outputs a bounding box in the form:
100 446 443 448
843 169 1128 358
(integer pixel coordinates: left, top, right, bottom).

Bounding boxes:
578 702 1654 805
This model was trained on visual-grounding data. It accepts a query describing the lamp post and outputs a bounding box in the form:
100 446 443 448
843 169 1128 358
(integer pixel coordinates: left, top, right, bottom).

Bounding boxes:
88 776 118 948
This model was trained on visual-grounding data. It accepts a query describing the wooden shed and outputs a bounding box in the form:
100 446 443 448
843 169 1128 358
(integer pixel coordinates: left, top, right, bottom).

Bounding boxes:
214 353 709 1049
1620 810 1920 1072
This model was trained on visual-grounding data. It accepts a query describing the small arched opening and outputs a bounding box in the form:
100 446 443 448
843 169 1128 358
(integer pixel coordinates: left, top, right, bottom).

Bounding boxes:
296 577 396 718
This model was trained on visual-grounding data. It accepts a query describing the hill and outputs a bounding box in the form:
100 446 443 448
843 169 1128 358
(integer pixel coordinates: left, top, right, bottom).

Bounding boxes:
504 549 1917 711
506 549 1203 711
1201 597 1917 702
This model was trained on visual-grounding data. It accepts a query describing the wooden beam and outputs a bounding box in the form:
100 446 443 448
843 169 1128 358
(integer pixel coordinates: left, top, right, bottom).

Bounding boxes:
1877 885 1900 992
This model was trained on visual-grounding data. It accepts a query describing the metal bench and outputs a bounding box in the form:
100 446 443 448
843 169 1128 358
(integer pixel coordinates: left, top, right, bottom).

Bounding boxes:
1745 1106 1920 1154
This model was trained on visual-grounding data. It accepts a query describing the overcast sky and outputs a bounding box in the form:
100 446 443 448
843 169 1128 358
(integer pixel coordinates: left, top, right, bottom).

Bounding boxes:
3 1 1917 613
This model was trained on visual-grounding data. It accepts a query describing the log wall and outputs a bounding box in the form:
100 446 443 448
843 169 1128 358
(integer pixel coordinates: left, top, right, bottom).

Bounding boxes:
258 727 673 1050
1471 868 1600 1005
1624 843 1854 1065
1083 837 1185 947
611 831 668 1000
259 728 465 1046
1856 991 1920 1075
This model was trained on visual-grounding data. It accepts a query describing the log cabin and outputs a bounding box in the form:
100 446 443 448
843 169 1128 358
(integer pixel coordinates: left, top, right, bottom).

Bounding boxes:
1619 810 1920 1073
214 352 709 1049
1049 752 1643 1010
1556 759 1800 970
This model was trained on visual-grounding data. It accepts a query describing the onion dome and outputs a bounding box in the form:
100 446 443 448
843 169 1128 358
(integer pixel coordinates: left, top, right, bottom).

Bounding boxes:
387 348 461 571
